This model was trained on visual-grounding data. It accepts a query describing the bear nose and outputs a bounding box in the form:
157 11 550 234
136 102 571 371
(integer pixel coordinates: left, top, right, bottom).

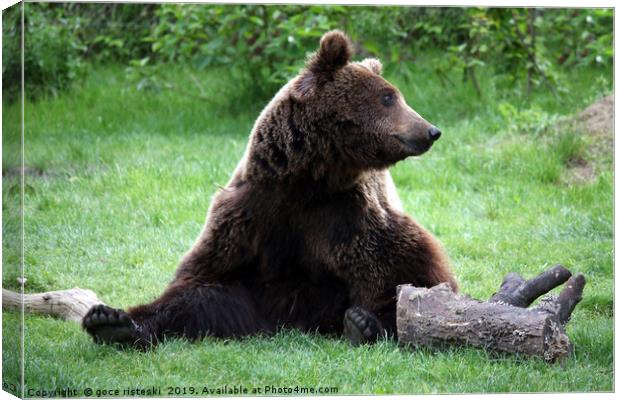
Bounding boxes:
428 126 442 142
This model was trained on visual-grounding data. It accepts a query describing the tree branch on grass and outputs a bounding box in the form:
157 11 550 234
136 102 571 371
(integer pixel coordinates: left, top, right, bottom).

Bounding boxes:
2 287 104 323
397 265 585 363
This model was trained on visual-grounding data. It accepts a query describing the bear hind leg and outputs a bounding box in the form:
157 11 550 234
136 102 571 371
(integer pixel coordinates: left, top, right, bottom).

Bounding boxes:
82 304 148 348
82 282 272 349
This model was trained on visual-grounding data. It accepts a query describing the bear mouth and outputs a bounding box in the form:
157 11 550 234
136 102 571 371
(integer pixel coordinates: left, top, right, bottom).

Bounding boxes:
393 134 432 156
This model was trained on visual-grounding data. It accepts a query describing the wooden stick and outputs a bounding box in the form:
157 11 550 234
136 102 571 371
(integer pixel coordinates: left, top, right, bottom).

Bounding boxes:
533 274 586 325
2 288 104 322
489 264 572 307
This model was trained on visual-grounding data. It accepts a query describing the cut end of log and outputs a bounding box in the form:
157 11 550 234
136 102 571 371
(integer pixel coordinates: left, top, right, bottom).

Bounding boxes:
543 318 572 362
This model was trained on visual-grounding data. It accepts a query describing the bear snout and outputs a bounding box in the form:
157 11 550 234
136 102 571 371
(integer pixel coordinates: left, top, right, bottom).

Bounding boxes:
428 126 442 142
393 123 441 157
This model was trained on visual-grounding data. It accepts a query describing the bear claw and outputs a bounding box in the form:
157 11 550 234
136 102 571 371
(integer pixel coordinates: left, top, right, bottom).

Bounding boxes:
82 305 142 347
343 306 384 346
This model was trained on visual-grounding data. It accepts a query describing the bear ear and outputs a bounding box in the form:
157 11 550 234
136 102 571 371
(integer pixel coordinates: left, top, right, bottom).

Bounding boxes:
360 58 383 75
307 30 353 73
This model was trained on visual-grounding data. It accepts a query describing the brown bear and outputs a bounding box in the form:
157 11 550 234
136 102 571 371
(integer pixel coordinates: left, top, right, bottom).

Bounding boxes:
82 30 458 349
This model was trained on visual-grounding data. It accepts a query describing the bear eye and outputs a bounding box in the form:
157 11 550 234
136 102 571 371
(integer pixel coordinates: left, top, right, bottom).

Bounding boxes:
381 92 396 107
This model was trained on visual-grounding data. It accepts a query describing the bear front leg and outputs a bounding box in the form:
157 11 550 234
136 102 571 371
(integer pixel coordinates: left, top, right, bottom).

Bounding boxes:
343 306 384 346
338 216 457 347
392 213 459 292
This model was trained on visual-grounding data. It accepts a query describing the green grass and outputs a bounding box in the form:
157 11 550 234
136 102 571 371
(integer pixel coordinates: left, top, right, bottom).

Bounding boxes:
2 60 613 395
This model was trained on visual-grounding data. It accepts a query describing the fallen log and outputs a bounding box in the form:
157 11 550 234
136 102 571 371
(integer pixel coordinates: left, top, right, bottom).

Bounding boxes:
396 269 585 362
2 287 104 322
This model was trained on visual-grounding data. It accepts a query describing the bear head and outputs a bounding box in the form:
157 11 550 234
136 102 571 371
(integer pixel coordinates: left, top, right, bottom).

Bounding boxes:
246 30 442 188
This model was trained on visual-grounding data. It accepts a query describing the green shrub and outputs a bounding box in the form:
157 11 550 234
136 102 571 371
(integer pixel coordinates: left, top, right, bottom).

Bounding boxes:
2 3 86 101
2 5 22 102
2 4 613 103
64 3 157 63
144 4 347 98
2 3 157 102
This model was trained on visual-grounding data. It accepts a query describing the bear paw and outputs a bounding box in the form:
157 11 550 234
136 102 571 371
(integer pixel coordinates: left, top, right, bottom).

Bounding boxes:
82 305 144 348
343 306 384 346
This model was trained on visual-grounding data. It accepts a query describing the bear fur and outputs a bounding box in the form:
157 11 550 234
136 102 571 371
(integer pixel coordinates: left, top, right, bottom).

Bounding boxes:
83 31 458 348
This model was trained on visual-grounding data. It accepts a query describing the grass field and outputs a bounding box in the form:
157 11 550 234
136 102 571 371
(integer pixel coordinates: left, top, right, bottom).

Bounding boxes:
2 58 613 395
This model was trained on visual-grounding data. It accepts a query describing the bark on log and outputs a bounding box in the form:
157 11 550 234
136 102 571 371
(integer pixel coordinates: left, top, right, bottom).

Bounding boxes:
2 288 104 322
396 283 572 362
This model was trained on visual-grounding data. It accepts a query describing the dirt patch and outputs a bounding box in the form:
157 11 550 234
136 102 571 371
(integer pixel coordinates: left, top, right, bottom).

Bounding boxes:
579 94 614 136
564 156 596 185
563 94 613 185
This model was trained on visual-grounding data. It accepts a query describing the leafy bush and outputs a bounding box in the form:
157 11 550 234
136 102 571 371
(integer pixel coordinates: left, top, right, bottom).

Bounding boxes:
3 3 86 101
2 4 613 103
541 9 613 67
437 8 613 97
2 3 157 102
2 5 22 102
64 3 157 63
144 4 347 98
